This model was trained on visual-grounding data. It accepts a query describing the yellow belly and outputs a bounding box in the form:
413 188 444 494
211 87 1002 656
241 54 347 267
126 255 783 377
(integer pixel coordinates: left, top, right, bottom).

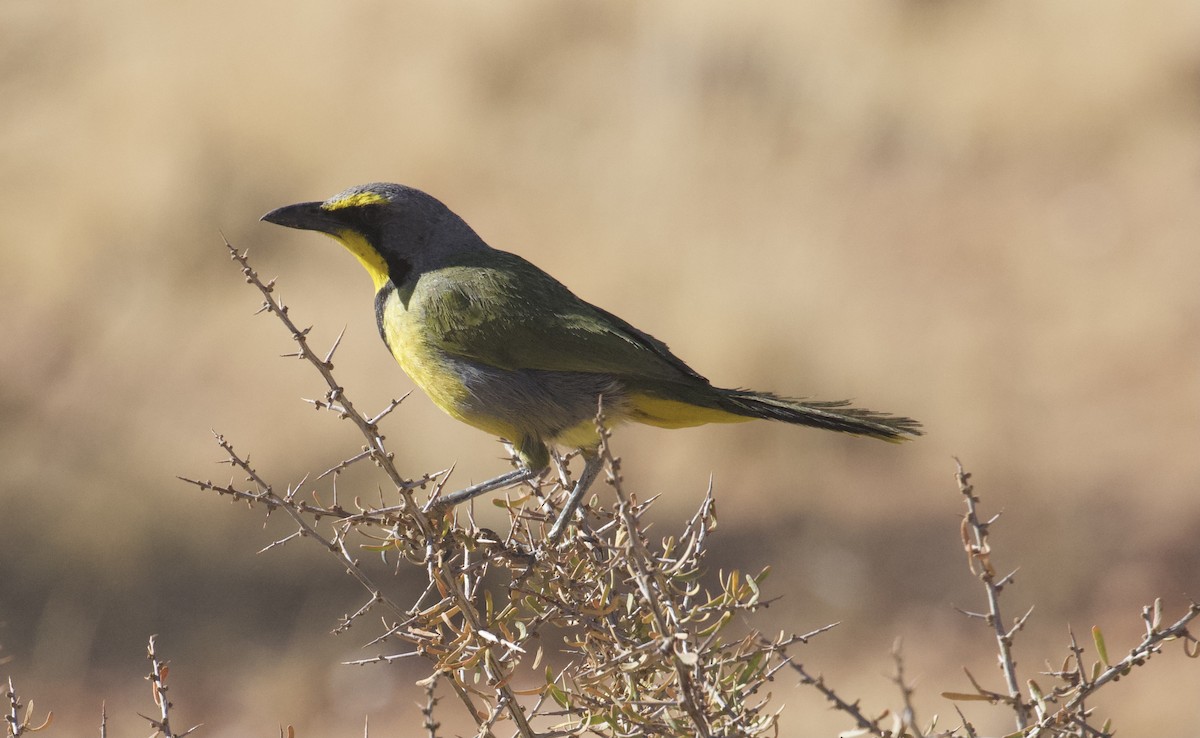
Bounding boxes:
378 287 523 441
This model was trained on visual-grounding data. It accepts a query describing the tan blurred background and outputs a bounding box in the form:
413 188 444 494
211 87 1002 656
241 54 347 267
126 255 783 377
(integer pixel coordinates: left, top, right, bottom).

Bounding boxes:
3 0 1199 734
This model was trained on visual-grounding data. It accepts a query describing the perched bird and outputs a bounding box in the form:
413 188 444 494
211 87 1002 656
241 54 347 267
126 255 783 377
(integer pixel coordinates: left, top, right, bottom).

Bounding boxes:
262 183 920 539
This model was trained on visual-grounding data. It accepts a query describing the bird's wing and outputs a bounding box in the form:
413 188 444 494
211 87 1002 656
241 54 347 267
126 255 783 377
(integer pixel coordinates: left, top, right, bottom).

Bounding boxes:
412 252 708 384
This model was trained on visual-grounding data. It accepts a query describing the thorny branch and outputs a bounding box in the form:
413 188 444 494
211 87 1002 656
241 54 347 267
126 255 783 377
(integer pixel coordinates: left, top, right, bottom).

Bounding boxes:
1025 602 1200 735
5 677 51 737
955 458 1029 731
176 241 809 737
139 636 202 738
944 460 1200 737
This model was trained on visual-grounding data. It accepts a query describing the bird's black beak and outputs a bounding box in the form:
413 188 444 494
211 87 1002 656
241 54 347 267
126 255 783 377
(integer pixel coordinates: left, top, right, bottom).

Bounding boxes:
261 201 342 235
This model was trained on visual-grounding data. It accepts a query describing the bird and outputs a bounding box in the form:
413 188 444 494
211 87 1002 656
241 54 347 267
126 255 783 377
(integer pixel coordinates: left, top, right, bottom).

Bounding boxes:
262 183 921 541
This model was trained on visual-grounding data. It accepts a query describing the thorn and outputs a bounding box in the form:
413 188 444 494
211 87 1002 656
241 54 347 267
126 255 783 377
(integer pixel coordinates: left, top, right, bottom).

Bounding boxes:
324 325 348 365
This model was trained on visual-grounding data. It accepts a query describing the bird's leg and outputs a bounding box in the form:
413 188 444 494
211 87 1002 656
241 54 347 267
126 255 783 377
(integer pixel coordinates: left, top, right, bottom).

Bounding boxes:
423 467 539 512
545 452 604 545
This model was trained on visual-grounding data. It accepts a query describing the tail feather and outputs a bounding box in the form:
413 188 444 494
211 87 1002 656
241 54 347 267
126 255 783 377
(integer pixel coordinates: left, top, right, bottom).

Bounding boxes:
719 389 922 442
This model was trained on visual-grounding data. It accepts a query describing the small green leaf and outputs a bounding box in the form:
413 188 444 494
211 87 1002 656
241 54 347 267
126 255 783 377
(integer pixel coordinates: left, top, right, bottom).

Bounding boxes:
1092 625 1110 666
698 610 733 637
941 692 995 702
736 652 766 686
1028 679 1046 714
544 679 569 709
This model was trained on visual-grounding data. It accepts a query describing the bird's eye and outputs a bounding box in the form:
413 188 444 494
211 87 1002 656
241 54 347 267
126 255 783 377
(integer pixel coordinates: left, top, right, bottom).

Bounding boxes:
349 203 388 244
356 204 386 222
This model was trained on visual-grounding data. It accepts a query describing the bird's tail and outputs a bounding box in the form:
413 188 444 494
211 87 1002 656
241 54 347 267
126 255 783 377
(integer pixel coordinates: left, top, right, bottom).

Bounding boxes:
717 389 922 442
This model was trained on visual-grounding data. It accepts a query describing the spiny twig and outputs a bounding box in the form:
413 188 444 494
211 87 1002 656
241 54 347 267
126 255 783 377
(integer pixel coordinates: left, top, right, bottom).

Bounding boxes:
5 677 52 737
955 458 1030 730
139 636 202 738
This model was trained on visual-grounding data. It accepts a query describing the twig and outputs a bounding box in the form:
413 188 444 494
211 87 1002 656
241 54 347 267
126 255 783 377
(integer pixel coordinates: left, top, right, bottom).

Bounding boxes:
5 677 53 737
955 458 1029 730
139 636 202 737
1031 601 1200 733
785 660 889 737
892 639 922 737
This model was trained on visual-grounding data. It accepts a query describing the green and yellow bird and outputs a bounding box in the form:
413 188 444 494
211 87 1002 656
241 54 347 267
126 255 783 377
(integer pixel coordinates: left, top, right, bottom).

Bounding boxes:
263 183 920 539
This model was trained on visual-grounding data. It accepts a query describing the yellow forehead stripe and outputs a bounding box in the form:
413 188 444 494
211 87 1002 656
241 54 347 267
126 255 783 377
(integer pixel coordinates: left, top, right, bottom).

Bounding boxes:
322 191 389 210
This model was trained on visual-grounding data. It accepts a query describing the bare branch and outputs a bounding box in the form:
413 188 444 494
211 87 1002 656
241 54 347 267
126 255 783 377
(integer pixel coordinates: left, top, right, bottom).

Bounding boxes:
140 636 202 738
955 458 1029 730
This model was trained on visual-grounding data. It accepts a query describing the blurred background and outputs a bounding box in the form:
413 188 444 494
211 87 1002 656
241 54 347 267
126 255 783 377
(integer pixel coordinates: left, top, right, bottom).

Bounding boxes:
2 0 1199 734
